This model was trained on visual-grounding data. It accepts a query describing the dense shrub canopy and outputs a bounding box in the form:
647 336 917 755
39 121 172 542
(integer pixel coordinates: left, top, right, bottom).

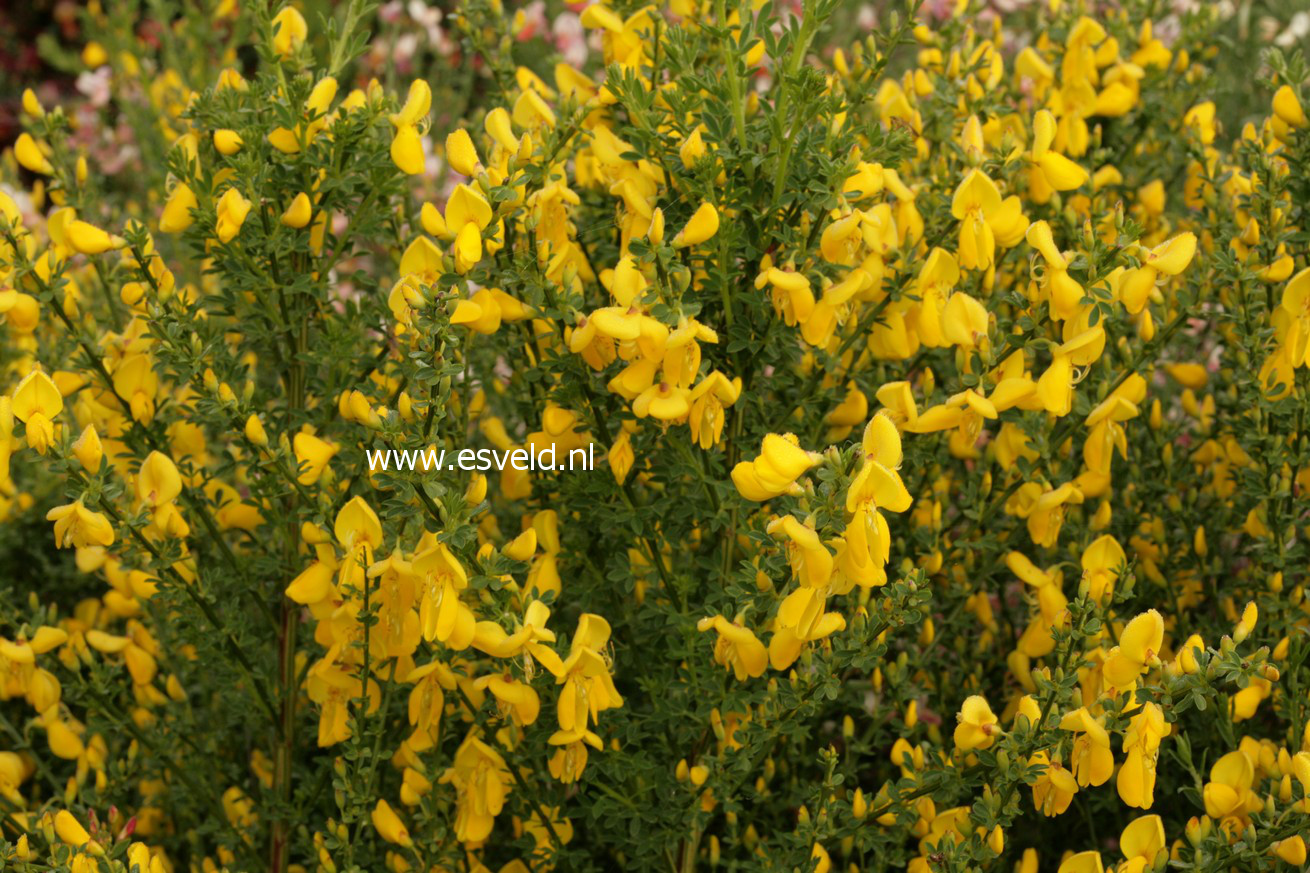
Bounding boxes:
1 0 1310 871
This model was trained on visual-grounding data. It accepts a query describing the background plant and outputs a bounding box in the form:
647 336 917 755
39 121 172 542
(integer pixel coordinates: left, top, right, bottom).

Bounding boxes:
0 0 1309 872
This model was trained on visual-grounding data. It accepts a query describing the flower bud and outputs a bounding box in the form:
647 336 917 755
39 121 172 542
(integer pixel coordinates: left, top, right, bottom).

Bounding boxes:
851 788 867 819
72 425 103 471
1233 601 1257 644
244 415 268 448
446 128 482 177
214 129 243 155
21 88 44 118
282 192 312 228
672 202 719 248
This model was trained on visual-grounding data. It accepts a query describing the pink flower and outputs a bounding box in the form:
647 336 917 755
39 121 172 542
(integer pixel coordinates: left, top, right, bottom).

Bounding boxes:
395 33 420 69
76 67 113 107
407 0 445 44
554 13 587 67
987 0 1036 12
1155 16 1182 47
516 0 547 41
922 0 956 20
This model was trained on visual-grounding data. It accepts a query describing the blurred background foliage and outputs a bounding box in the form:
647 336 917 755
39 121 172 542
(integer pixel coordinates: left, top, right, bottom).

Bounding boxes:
4 0 1310 152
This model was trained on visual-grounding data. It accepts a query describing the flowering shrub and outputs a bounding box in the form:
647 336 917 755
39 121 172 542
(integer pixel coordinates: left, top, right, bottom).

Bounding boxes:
2 0 1310 871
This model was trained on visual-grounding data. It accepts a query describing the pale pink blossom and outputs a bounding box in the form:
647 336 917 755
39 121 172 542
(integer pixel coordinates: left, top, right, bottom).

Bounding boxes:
922 0 957 21
76 67 113 107
407 0 445 44
516 0 548 41
1155 16 1182 48
554 13 587 67
394 33 420 72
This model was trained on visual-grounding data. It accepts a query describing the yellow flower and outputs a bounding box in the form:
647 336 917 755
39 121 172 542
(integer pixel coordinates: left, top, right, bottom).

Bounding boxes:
679 128 707 168
413 542 474 649
1119 232 1198 314
14 133 53 175
551 614 623 731
67 220 125 255
1117 702 1170 808
440 732 512 842
1056 851 1102 873
672 201 719 248
1026 220 1084 321
698 615 767 680
114 353 161 424
244 414 269 448
268 76 338 153
281 192 312 228
548 727 603 783
1029 109 1089 194
1030 751 1078 816
371 799 413 847
445 184 495 273
21 88 44 118
1011 481 1083 548
293 432 339 485
11 369 63 454
949 168 1021 270
54 810 102 855
836 413 912 587
213 129 243 155
390 123 425 176
824 384 868 441
1272 85 1307 128
1035 352 1073 416
390 80 433 176
474 601 562 677
607 429 635 484
768 515 833 589
271 6 308 58
731 433 820 501
306 653 378 746
215 188 251 243
755 265 815 327
953 695 998 751
1174 633 1204 674
1080 534 1126 601
474 674 541 725
71 424 102 471
687 372 741 449
1275 836 1308 867
404 659 453 744
400 767 433 805
160 183 198 233
1232 600 1257 643
768 585 845 670
1117 814 1165 873
633 381 691 421
939 290 989 351
446 128 482 177
1202 750 1259 829
1059 707 1113 787
1102 609 1164 688
136 451 182 510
